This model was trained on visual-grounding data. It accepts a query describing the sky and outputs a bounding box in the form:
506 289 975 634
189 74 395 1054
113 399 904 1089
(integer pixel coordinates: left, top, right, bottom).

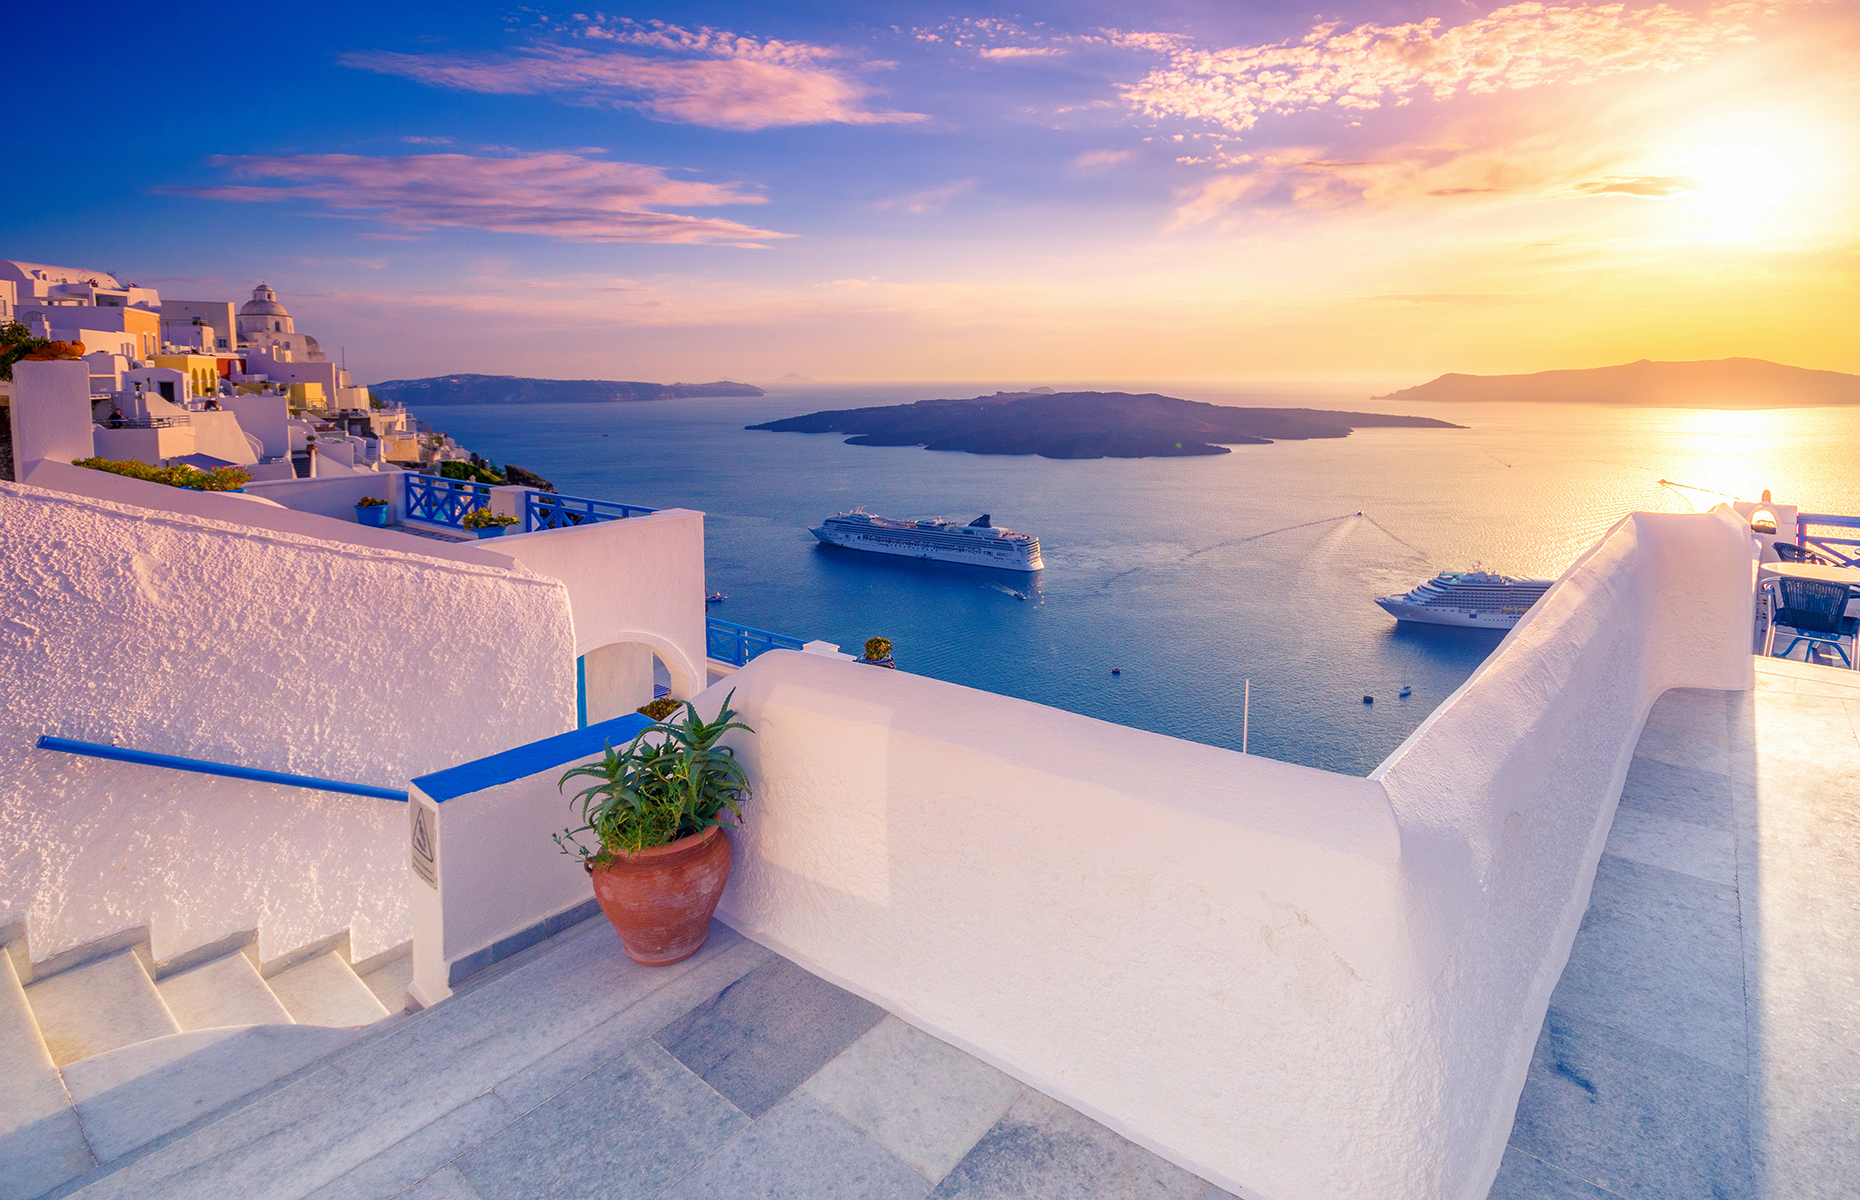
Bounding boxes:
9 0 1858 385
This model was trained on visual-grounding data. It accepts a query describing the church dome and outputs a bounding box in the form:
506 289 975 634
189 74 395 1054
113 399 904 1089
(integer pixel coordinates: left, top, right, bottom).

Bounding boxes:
240 282 289 318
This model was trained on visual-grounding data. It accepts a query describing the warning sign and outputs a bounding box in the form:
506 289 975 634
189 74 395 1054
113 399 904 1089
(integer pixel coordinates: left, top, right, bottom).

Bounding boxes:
410 803 438 889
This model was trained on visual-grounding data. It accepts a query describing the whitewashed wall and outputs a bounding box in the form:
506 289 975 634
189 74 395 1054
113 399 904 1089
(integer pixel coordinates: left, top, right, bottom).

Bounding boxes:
494 508 708 700
699 507 1754 1200
0 481 577 966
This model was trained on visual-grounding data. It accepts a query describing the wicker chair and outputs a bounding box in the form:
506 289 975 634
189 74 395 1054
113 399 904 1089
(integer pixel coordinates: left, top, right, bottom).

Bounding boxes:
1774 542 1833 566
1766 576 1859 668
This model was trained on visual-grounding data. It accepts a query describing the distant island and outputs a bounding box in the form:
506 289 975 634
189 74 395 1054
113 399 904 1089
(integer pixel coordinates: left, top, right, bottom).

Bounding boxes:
1376 358 1860 408
747 390 1463 459
371 375 765 404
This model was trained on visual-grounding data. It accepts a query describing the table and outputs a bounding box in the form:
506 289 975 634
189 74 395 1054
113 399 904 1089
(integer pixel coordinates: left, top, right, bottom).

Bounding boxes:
1760 560 1860 628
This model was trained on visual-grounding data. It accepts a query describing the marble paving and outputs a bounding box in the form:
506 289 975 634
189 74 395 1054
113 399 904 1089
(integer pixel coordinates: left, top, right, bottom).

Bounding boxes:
56 918 1236 1199
1490 658 1860 1200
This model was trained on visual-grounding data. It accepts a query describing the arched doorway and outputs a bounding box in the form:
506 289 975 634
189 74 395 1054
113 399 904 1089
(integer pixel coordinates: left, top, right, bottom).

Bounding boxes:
576 636 699 727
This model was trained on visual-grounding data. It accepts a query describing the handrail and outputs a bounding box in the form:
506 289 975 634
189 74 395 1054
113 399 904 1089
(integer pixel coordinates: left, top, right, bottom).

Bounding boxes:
403 473 492 528
524 490 657 533
707 617 806 667
36 736 409 801
1797 513 1860 567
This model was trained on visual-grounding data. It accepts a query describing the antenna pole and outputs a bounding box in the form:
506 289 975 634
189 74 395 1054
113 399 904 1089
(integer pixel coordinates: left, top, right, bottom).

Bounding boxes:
1242 679 1250 754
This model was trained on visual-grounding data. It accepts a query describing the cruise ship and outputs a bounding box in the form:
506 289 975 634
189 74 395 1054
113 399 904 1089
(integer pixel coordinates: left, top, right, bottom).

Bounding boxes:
1376 570 1554 629
811 510 1044 572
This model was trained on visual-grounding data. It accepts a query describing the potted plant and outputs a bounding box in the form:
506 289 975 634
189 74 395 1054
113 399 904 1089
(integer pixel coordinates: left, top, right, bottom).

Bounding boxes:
554 694 753 965
859 636 896 668
355 496 389 527
463 508 520 538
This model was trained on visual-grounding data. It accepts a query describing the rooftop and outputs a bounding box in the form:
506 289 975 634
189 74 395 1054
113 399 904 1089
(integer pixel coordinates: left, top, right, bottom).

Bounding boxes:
32 655 1856 1200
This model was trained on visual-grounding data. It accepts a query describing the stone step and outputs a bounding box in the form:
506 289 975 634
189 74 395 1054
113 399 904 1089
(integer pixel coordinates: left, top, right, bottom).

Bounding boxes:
359 951 414 1014
24 949 179 1067
157 953 293 1031
0 952 95 1200
266 952 390 1027
59 1024 363 1165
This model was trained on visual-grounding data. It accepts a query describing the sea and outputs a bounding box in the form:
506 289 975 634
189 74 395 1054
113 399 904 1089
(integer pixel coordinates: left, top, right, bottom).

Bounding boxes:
407 385 1860 776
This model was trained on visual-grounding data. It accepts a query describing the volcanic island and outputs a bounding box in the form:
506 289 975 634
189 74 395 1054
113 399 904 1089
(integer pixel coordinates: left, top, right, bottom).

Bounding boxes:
747 390 1464 460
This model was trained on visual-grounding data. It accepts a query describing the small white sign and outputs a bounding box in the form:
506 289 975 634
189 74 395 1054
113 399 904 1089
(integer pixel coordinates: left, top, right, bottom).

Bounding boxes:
410 803 438 889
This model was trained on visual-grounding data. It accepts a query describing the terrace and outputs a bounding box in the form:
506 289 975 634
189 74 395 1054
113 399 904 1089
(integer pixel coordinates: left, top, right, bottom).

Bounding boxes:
1 480 1856 1200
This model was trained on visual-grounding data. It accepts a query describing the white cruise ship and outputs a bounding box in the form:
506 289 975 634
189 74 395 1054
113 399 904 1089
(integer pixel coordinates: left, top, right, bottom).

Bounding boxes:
812 511 1044 572
1376 570 1554 629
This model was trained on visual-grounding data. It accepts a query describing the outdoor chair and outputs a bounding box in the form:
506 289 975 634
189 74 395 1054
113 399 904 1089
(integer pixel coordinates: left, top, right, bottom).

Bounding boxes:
1766 576 1859 668
1774 542 1833 566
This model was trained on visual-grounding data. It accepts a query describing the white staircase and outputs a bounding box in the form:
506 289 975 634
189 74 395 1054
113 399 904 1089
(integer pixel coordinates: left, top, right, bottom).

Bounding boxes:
0 919 412 1200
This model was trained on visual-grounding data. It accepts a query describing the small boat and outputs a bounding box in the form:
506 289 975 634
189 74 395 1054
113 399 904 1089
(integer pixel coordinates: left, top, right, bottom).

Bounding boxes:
705 593 726 603
1399 686 1413 698
1363 695 1374 704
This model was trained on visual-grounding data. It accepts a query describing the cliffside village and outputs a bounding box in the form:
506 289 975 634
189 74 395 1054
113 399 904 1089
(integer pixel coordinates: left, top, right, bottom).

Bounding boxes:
0 260 480 483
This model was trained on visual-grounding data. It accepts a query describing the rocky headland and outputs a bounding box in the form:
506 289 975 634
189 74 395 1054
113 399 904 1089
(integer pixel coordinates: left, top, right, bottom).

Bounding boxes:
747 390 1463 459
371 375 765 404
1375 358 1860 408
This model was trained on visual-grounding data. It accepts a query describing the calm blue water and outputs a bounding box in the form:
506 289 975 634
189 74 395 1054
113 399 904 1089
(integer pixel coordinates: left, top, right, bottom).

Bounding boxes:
411 386 1860 775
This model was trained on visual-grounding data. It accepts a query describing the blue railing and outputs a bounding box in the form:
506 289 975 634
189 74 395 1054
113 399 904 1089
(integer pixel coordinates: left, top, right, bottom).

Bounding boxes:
1798 514 1860 568
707 618 805 667
403 473 491 528
35 736 408 801
524 491 657 533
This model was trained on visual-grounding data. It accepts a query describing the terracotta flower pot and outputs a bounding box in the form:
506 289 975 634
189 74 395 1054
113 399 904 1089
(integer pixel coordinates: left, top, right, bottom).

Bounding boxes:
588 825 732 966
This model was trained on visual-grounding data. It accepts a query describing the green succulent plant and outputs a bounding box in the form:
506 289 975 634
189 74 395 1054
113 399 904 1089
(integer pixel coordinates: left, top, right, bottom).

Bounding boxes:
554 692 753 865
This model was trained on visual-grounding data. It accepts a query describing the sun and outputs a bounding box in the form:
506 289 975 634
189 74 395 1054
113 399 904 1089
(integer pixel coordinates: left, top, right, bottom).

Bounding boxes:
1682 142 1797 235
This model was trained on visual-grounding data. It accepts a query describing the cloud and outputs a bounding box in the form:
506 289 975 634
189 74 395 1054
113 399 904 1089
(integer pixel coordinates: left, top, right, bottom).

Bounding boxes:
174 152 790 246
875 179 975 215
1119 1 1778 135
979 46 1065 59
1073 149 1135 170
1574 175 1700 197
344 19 924 131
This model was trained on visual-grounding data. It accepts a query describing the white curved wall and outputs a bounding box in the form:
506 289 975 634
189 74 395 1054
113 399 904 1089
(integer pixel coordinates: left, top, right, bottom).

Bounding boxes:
0 481 577 966
701 507 1754 1200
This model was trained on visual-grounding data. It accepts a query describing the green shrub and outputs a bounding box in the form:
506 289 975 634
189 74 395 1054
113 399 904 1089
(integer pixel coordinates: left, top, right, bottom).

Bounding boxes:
863 637 893 661
73 457 252 492
636 697 681 721
439 460 503 485
555 693 753 861
356 496 388 507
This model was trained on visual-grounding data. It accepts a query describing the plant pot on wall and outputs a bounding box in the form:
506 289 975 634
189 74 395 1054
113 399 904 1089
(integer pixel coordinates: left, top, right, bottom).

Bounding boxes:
475 525 505 539
555 693 754 966
587 826 732 965
355 503 389 527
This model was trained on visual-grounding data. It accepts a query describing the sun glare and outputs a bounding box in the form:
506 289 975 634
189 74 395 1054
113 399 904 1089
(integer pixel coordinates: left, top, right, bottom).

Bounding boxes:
1682 142 1798 235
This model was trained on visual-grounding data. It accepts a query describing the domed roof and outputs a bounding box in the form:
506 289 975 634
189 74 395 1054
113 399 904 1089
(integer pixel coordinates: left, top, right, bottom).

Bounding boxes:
240 282 289 317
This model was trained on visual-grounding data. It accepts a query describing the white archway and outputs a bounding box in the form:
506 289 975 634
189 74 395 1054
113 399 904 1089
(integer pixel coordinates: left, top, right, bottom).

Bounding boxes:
577 630 701 726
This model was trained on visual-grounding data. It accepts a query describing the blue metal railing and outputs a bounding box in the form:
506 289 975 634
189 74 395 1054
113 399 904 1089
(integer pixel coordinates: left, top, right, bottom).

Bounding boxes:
524 491 657 533
35 736 408 801
707 618 805 667
1798 514 1860 568
403 473 491 528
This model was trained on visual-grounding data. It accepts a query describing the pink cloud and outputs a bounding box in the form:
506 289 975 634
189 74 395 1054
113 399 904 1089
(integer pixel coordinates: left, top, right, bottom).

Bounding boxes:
343 24 924 132
176 152 790 246
874 179 976 215
1120 1 1779 134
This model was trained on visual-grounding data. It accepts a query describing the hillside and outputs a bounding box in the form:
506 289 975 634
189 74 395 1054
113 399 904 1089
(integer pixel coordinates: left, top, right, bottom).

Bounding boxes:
748 390 1462 459
370 375 765 404
1374 358 1860 408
